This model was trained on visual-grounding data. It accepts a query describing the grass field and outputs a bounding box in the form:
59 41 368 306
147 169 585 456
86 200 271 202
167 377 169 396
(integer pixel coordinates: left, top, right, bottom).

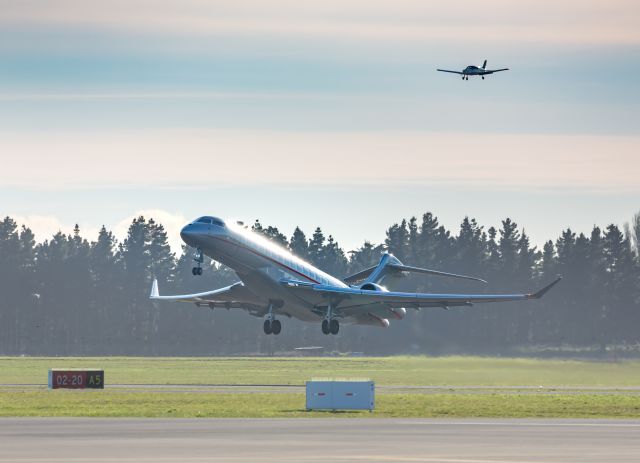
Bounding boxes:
2 356 639 418
1 391 639 418
2 356 640 386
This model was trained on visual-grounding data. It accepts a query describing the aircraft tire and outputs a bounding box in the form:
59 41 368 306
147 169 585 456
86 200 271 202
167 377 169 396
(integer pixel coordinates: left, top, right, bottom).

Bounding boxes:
321 319 330 335
191 267 197 275
263 320 273 335
271 319 281 335
197 267 203 275
330 319 339 335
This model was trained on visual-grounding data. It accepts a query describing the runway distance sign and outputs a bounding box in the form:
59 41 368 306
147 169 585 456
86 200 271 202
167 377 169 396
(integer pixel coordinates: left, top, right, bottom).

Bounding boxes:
48 369 104 389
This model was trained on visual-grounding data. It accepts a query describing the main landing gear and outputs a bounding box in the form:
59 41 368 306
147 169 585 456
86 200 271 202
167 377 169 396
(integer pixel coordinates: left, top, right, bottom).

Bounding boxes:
263 303 282 335
191 248 203 276
321 305 339 335
263 319 281 335
321 319 339 335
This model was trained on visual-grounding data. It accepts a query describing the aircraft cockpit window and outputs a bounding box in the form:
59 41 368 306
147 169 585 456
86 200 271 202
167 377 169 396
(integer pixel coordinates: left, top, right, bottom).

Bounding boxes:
195 217 225 226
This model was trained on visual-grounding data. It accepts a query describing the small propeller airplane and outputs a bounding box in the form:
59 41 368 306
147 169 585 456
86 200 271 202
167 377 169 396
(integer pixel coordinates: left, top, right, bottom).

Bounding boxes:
437 60 509 80
150 216 561 336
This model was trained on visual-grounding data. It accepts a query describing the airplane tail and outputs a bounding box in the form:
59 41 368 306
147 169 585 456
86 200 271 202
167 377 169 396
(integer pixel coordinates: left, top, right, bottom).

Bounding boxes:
482 60 487 69
343 253 486 286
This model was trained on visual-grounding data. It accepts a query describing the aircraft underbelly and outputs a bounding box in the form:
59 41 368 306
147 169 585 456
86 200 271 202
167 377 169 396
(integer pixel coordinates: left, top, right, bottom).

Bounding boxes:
199 236 390 326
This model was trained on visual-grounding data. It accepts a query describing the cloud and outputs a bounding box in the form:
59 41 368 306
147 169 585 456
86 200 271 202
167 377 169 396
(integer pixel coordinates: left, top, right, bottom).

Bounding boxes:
11 210 187 254
0 92 318 102
2 0 639 46
1 129 640 194
10 214 100 243
114 209 187 254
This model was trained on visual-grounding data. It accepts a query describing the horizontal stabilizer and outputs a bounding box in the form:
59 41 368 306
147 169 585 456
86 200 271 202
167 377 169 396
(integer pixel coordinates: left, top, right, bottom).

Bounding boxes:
343 253 486 285
388 264 486 283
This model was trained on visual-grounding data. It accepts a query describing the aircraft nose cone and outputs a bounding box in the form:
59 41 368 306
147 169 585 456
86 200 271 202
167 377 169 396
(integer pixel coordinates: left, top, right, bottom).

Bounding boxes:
180 225 195 245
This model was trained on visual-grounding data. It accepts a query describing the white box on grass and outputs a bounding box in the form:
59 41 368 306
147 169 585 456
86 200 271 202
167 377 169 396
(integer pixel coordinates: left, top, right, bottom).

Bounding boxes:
306 379 374 411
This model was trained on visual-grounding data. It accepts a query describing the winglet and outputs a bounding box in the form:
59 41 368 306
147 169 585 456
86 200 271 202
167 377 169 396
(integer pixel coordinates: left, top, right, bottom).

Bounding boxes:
150 279 159 299
528 276 562 299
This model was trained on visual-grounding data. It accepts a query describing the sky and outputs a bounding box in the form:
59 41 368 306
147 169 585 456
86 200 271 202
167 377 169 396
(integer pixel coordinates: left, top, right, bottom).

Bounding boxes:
1 0 639 254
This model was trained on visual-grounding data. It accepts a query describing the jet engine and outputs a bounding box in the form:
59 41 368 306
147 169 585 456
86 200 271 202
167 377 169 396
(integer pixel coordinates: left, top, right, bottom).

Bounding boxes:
359 282 388 292
359 282 406 320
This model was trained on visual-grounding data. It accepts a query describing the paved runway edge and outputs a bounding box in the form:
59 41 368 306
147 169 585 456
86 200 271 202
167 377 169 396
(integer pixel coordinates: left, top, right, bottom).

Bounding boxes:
1 418 639 463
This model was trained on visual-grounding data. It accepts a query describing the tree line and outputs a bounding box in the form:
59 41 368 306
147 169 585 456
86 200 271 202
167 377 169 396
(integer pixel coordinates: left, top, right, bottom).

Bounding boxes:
1 212 639 356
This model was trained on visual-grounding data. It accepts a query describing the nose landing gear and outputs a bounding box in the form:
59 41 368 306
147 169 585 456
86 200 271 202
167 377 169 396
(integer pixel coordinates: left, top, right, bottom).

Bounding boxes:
191 248 204 276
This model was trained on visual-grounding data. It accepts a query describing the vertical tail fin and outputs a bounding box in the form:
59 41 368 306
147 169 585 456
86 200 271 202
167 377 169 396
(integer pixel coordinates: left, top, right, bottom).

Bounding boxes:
482 60 487 69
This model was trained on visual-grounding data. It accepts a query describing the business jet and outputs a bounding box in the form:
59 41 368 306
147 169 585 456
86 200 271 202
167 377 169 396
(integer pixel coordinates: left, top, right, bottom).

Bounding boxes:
437 60 509 80
150 216 560 336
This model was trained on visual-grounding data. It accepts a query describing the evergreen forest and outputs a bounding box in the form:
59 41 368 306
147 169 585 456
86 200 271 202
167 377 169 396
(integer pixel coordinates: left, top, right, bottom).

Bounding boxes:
1 212 639 356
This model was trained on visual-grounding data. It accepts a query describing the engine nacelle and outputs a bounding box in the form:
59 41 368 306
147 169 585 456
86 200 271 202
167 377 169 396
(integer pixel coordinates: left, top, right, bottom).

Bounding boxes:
387 307 407 320
359 282 388 292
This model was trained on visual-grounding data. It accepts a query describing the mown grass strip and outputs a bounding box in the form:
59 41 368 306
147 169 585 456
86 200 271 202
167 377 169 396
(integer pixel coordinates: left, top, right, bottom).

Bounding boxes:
2 356 640 387
1 391 640 418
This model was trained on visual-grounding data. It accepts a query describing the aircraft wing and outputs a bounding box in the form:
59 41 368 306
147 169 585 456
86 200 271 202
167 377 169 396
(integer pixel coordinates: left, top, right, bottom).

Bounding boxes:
485 68 509 74
281 277 561 312
437 69 464 75
149 279 261 309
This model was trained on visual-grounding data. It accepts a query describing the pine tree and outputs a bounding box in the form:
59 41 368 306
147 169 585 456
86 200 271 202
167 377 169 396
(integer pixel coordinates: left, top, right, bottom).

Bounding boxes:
323 235 348 277
289 227 309 261
348 241 385 274
308 227 325 268
603 224 637 345
0 218 37 354
418 212 440 267
385 219 409 262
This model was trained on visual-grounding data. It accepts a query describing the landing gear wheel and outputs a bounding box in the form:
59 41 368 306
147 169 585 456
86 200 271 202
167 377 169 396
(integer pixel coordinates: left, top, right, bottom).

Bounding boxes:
482 76 485 80
330 319 339 335
263 320 273 335
271 319 282 335
321 319 330 335
192 248 204 276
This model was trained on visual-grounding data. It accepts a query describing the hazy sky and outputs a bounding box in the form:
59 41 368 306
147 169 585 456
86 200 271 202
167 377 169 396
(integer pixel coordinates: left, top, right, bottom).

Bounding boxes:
2 0 639 253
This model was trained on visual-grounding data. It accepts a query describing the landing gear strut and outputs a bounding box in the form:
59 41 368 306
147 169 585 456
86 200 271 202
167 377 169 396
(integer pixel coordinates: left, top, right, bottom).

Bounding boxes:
321 305 339 335
263 304 282 335
191 248 203 276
